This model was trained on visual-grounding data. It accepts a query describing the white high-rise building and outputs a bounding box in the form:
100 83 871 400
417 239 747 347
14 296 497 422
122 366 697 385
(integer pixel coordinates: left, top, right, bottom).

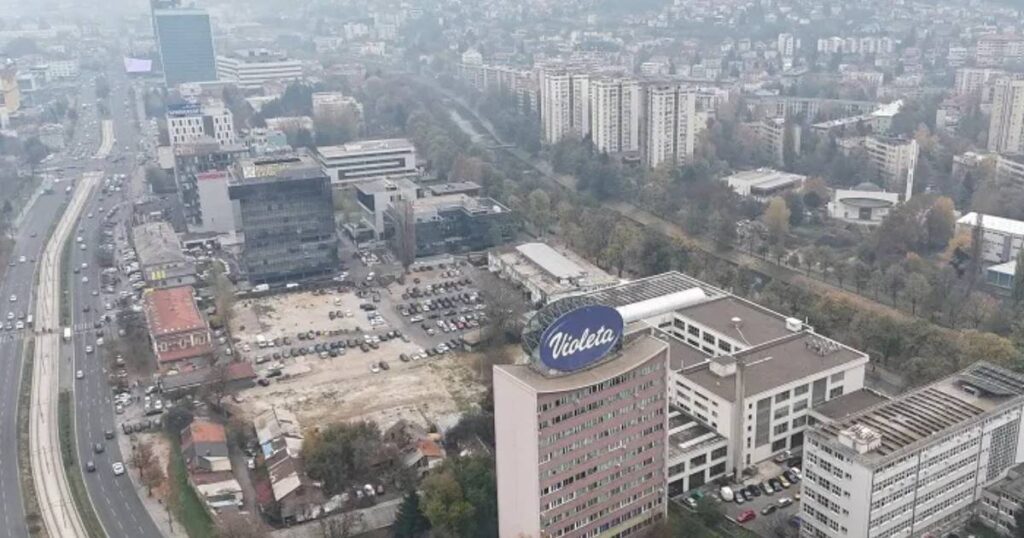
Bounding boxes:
590 77 641 154
541 71 590 144
778 33 798 57
801 362 1024 538
644 84 700 169
989 77 1024 155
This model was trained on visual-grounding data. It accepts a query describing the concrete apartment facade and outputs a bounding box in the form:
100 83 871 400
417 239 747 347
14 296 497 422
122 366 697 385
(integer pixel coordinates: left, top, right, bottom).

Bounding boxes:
956 212 1024 264
590 77 641 154
644 84 699 169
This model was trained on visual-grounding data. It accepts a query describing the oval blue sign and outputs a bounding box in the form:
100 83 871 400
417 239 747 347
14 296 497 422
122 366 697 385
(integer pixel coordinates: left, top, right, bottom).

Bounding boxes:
539 305 624 372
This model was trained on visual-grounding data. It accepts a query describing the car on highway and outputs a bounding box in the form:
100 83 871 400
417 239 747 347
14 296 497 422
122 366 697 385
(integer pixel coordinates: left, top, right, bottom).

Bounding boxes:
85 461 96 473
18 256 25 263
85 346 94 354
76 370 84 379
8 294 15 302
82 276 88 283
111 462 125 476
93 442 104 454
15 321 23 330
104 430 115 440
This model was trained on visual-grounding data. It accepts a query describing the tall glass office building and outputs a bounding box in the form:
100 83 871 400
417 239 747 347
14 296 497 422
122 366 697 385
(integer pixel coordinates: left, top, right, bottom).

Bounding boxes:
153 8 217 86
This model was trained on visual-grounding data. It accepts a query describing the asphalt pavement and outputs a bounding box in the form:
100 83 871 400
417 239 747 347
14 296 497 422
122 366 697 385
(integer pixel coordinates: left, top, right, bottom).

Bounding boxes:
0 76 104 538
67 66 165 538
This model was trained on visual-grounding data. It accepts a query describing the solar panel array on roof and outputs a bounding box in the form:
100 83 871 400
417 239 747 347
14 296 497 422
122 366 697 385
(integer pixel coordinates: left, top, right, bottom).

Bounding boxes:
585 272 723 308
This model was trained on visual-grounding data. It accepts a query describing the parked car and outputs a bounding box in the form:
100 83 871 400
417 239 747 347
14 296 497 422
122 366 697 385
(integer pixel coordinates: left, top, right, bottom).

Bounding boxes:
719 486 734 502
737 510 756 523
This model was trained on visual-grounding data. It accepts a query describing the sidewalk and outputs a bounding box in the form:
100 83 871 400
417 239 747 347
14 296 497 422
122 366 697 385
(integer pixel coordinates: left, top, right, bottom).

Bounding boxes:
117 433 188 538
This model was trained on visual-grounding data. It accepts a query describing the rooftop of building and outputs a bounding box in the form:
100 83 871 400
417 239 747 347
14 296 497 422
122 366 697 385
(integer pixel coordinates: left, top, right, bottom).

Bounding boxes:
808 388 890 423
131 221 186 267
724 168 806 190
496 334 668 394
412 194 509 220
494 242 618 299
683 331 868 401
315 138 414 159
428 181 481 196
667 409 727 460
143 286 206 337
815 362 1024 463
355 177 418 194
185 419 227 444
957 211 1024 236
584 271 724 308
223 48 294 63
675 295 796 347
231 154 325 186
998 153 1024 166
172 138 247 157
986 462 1024 501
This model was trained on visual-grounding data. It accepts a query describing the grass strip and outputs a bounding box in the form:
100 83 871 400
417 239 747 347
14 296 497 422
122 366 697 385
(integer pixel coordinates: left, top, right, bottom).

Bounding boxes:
167 436 216 538
17 339 47 537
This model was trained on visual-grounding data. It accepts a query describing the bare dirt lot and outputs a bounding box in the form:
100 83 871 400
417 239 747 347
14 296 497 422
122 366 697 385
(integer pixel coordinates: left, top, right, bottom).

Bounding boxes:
228 281 490 431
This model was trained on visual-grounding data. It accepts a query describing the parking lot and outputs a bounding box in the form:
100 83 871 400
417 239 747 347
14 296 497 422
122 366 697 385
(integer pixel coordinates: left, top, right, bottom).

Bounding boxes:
226 258 495 430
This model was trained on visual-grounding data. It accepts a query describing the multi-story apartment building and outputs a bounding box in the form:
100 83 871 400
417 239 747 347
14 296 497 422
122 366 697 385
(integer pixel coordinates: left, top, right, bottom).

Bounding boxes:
216 49 303 91
644 84 700 169
977 462 1024 536
778 33 798 57
541 70 590 144
956 212 1024 264
750 117 800 168
590 77 641 154
166 102 237 147
313 138 417 186
456 61 538 113
801 362 1024 538
996 153 1024 187
840 136 919 195
227 154 338 284
954 67 1007 96
976 35 1024 66
153 7 217 86
988 78 1024 155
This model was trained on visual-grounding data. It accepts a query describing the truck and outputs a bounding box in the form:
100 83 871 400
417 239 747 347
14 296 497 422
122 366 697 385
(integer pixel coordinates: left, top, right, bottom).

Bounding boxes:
63 327 71 341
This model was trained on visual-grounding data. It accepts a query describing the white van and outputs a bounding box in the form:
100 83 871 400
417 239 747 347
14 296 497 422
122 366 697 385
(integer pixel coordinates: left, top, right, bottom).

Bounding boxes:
719 486 734 502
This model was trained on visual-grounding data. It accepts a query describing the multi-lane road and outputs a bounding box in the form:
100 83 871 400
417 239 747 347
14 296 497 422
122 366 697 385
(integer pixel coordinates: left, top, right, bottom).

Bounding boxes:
0 63 165 538
0 76 105 538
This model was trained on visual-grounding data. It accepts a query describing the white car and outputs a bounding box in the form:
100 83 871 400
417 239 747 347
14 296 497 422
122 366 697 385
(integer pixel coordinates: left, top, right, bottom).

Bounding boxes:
15 321 23 330
85 346 94 354
87 213 93 219
76 370 84 379
82 276 88 283
81 262 88 269
18 256 26 263
111 462 125 476
8 295 15 302
370 363 381 374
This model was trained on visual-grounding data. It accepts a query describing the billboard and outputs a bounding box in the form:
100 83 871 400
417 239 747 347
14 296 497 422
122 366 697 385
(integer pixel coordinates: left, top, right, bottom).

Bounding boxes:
123 57 153 74
538 305 623 372
167 103 201 118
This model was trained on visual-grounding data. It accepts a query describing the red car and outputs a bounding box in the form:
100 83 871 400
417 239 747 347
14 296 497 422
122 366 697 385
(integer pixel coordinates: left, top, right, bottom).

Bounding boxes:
737 510 757 524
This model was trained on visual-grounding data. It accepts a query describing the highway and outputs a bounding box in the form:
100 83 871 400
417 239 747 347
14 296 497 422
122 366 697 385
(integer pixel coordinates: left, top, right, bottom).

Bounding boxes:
67 66 166 538
0 76 105 538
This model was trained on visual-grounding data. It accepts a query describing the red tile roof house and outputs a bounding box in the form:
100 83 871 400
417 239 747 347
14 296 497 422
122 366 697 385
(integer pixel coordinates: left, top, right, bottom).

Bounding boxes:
180 419 243 511
143 286 214 372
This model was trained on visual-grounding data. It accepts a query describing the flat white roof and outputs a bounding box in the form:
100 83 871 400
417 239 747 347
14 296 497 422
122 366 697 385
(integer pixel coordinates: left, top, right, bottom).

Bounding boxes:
988 260 1017 275
316 138 414 159
958 211 1024 237
725 168 805 189
515 242 585 280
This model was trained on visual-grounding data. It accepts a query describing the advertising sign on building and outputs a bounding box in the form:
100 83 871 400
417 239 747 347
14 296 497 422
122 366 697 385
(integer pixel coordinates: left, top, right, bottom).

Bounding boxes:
538 305 623 372
167 103 201 118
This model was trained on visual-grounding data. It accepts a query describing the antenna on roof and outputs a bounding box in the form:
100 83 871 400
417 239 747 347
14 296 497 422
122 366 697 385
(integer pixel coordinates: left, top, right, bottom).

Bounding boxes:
731 317 750 346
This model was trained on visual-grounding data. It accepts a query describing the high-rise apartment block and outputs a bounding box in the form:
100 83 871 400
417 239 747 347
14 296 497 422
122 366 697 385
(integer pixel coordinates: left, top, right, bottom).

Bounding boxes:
228 155 338 284
644 84 699 169
153 7 217 86
541 71 591 144
590 78 641 154
802 363 1024 538
989 78 1024 155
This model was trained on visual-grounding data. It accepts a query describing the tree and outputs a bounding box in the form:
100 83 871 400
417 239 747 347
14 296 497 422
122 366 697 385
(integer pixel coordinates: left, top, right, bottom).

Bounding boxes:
850 260 872 293
1013 248 1024 309
635 234 674 276
481 276 526 348
303 421 396 495
925 196 956 250
216 513 267 538
603 222 640 276
882 265 907 304
763 197 790 245
905 273 931 315
525 189 552 235
421 470 475 537
23 137 50 170
393 490 431 538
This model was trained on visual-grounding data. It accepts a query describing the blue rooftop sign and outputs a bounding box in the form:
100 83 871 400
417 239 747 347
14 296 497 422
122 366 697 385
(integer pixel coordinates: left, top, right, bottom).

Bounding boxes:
538 305 623 372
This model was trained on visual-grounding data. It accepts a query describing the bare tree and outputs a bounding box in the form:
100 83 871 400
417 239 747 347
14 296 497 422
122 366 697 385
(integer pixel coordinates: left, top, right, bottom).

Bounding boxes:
217 513 268 538
320 511 365 538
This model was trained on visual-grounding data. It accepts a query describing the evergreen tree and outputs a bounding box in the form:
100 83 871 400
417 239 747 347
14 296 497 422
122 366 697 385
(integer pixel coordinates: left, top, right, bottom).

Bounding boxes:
393 490 430 538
